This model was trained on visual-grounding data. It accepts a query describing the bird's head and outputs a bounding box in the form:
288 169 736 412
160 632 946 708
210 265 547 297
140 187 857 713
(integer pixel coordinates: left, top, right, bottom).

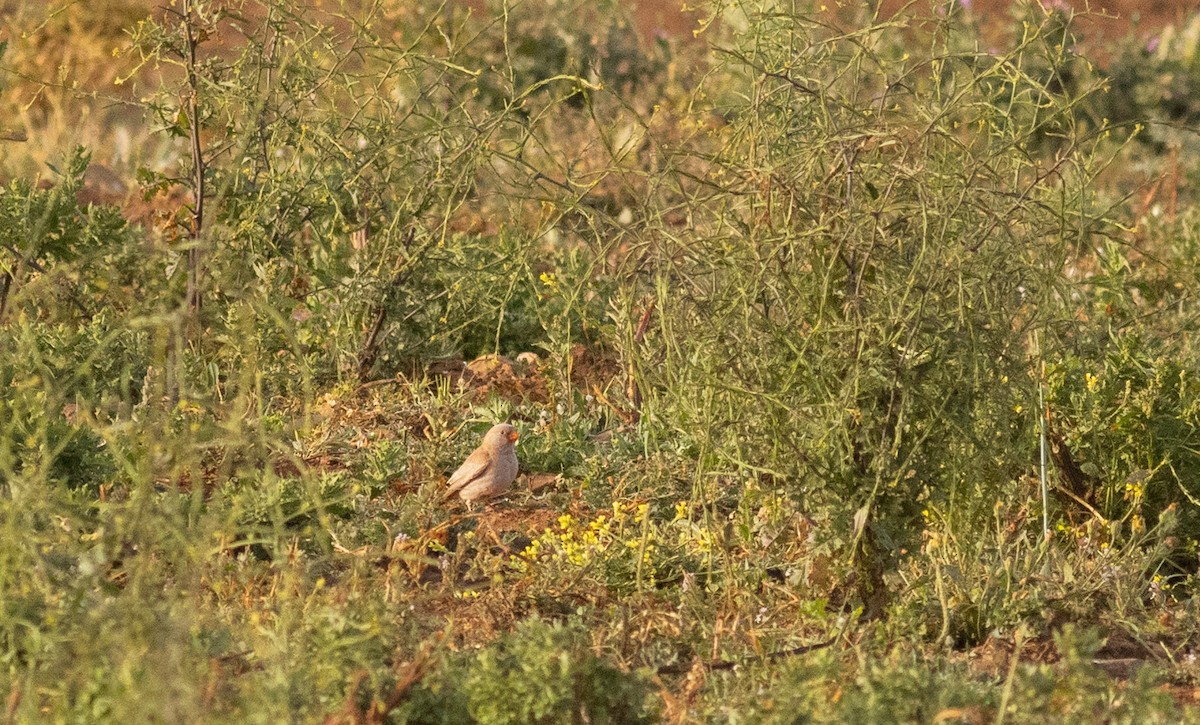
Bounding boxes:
485 422 520 447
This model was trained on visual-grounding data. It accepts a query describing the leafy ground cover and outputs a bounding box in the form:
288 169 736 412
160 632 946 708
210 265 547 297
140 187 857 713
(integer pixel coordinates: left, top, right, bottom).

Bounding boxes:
4 0 1200 722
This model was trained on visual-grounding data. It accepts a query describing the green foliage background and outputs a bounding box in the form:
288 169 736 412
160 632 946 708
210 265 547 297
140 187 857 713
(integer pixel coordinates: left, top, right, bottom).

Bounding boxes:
2 0 1200 721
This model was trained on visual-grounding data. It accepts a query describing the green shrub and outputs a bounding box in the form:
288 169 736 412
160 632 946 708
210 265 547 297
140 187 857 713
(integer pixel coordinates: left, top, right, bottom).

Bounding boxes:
620 3 1110 570
398 617 657 725
707 627 1182 723
1047 331 1200 535
0 148 143 322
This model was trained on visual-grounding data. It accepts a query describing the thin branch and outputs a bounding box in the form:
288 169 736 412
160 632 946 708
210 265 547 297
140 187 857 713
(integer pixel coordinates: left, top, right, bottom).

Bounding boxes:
183 0 206 314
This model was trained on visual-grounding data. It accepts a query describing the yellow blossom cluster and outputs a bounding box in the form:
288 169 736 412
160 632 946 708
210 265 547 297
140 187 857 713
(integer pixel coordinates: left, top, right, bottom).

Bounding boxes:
511 500 717 576
514 502 643 571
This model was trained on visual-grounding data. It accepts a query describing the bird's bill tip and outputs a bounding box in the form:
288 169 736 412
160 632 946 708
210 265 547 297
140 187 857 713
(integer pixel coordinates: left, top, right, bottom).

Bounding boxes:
507 429 520 442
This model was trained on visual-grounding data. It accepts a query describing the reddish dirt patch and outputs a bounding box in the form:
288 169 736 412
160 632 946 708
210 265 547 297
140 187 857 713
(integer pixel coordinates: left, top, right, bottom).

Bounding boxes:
474 504 560 540
875 0 1200 61
632 0 1200 57
1164 684 1200 709
962 635 1059 678
891 0 1200 39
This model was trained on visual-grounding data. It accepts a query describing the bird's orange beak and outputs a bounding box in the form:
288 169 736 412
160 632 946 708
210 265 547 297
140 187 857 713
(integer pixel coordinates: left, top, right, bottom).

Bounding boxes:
507 429 520 443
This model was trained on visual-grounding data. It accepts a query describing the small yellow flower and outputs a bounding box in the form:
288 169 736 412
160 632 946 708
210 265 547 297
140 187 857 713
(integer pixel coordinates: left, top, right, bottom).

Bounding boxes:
1086 372 1100 393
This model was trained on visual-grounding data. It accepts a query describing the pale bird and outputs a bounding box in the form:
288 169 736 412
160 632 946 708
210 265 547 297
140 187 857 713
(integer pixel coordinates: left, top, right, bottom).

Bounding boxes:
443 423 520 505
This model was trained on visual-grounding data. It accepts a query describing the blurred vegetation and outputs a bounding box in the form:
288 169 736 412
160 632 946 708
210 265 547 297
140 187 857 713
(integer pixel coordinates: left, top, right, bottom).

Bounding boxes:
3 0 1200 721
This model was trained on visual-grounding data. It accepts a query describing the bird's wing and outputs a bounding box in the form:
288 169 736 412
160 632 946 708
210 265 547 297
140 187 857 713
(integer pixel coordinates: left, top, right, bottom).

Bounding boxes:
443 448 491 497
